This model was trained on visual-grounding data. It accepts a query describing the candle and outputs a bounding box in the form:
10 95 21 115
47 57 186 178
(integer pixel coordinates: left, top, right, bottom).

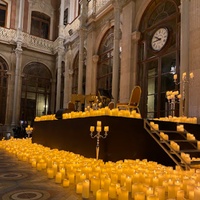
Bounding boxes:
47 167 54 179
68 172 75 183
55 172 62 183
194 186 200 200
76 182 83 194
82 179 90 198
97 121 101 127
125 176 132 192
182 72 186 80
177 190 185 200
63 179 69 187
118 187 129 200
90 126 95 132
96 189 108 200
134 192 145 200
104 126 109 132
96 126 102 132
173 74 177 80
108 183 117 199
190 72 194 79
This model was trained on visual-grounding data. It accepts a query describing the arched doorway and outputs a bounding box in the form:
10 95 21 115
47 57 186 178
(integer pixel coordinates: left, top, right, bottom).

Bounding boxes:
21 62 52 125
138 0 180 118
0 57 8 125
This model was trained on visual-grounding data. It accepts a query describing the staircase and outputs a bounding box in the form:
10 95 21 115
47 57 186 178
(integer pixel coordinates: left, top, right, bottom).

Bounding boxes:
144 119 200 170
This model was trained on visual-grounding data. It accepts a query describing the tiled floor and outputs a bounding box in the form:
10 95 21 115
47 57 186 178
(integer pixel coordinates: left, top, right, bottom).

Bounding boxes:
0 149 95 200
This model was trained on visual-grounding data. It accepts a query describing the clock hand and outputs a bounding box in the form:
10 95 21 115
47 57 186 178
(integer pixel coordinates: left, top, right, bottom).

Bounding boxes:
153 38 161 43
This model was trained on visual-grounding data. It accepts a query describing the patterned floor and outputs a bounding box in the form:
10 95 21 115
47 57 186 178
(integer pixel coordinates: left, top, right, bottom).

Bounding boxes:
0 149 95 200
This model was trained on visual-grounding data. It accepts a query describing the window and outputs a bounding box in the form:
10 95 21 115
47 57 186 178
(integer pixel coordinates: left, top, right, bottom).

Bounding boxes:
97 27 114 96
138 0 180 118
30 11 50 39
21 63 52 124
64 8 68 26
0 3 6 27
72 53 79 94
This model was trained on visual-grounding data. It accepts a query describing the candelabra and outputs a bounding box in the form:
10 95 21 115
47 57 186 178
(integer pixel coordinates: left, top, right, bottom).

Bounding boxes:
90 121 109 160
166 91 181 117
173 72 194 116
25 125 33 138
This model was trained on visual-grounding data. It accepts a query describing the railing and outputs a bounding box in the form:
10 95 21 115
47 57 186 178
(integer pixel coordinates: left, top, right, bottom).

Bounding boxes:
0 27 54 54
143 119 191 170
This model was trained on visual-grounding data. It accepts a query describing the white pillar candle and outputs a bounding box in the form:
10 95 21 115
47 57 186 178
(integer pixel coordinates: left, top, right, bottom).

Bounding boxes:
177 190 185 200
134 192 145 200
76 182 83 194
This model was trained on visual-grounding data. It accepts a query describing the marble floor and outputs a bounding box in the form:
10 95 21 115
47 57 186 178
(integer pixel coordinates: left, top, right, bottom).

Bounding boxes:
0 149 95 200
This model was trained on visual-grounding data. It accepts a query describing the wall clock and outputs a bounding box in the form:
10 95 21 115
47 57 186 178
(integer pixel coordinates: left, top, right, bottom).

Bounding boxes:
151 27 169 51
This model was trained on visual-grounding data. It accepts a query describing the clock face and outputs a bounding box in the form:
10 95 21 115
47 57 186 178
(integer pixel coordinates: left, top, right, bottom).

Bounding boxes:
151 27 169 51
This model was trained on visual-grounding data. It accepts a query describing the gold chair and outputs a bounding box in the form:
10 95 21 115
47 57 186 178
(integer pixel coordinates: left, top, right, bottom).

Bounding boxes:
68 101 75 112
71 94 85 111
117 86 142 114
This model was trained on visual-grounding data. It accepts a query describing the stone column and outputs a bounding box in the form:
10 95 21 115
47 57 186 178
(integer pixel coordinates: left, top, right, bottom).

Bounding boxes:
11 47 22 126
92 55 99 93
180 0 190 116
112 0 121 105
11 0 24 126
59 0 65 37
78 0 88 94
56 50 64 111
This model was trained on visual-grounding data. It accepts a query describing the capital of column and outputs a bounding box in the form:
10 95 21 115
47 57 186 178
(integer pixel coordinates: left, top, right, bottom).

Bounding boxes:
132 31 141 42
92 55 99 63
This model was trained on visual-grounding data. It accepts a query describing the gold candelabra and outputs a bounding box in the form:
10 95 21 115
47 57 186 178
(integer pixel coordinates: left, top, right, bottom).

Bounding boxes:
173 72 194 116
90 121 109 160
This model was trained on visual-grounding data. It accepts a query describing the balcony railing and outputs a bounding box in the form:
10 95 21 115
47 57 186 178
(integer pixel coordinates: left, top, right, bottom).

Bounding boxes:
0 27 54 54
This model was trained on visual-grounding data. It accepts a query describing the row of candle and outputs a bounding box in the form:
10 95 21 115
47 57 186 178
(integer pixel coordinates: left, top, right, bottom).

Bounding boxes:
173 72 194 81
154 116 197 124
90 121 109 133
2 138 200 199
34 107 141 122
166 90 181 100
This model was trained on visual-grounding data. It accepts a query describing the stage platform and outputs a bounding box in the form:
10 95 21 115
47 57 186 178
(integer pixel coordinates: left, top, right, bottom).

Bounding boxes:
32 116 200 167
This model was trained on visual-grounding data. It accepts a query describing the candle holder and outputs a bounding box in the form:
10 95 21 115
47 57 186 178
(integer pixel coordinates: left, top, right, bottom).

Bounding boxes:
90 121 109 160
166 91 181 117
173 72 194 116
25 125 33 138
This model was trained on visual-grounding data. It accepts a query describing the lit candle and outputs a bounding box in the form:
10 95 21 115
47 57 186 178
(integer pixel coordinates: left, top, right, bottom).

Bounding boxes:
55 172 62 183
194 186 200 200
76 182 83 194
108 183 117 199
90 126 95 132
134 192 145 200
177 190 185 200
118 187 129 200
96 126 102 132
63 179 69 187
68 172 75 183
97 121 101 127
182 72 186 80
104 126 109 132
173 74 177 80
82 179 90 199
47 168 54 179
190 72 194 79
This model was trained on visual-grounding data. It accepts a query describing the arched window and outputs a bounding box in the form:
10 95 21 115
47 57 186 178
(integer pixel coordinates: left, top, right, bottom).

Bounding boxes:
30 11 50 39
72 53 79 94
97 27 114 96
0 57 8 124
0 1 7 27
21 63 52 124
72 50 86 94
138 0 180 118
